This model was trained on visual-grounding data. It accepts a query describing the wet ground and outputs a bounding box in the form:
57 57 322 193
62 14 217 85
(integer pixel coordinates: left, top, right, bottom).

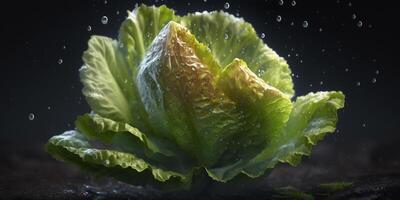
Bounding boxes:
1 136 400 200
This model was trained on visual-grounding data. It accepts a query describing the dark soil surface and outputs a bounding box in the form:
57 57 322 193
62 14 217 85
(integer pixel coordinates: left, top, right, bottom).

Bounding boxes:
1 136 400 200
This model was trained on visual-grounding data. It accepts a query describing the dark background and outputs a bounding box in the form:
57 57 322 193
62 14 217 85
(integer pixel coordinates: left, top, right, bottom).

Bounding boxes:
1 0 399 199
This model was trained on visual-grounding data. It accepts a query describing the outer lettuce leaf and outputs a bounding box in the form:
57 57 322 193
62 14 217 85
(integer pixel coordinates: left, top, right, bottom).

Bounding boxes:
75 114 194 174
136 21 245 166
46 131 190 185
179 12 294 97
80 36 148 131
207 91 345 182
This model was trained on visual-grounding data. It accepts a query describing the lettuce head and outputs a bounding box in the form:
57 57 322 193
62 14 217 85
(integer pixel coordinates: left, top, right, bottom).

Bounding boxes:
46 5 345 190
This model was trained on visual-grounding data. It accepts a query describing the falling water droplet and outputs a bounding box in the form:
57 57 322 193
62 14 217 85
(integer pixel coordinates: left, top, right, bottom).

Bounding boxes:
224 33 229 40
62 45 66 50
104 0 108 4
260 33 265 38
116 10 120 15
362 123 366 128
356 81 361 86
278 0 284 6
345 68 349 72
276 15 282 22
290 21 295 26
57 58 63 64
302 20 309 28
47 106 51 110
357 20 363 28
224 2 230 9
320 81 324 85
28 113 35 120
371 78 377 83
101 16 108 24
291 0 296 6
319 27 323 32
352 14 357 20
376 69 380 74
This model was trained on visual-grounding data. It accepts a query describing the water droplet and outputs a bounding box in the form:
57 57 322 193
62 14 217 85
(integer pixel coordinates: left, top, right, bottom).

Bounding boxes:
302 20 309 28
224 33 229 40
47 106 51 110
356 81 361 86
348 1 352 7
291 0 296 6
352 14 357 20
295 53 299 57
345 68 349 72
104 160 110 165
224 2 230 9
319 27 323 32
116 10 120 15
321 48 326 53
62 45 66 50
309 83 313 87
371 78 377 83
376 69 380 74
320 81 324 85
204 0 207 2
104 0 107 4
357 20 363 28
362 123 366 128
87 25 92 31
101 16 108 24
276 15 282 22
290 21 295 26
28 113 35 120
287 54 291 57
260 33 265 39
278 0 284 6
57 58 63 64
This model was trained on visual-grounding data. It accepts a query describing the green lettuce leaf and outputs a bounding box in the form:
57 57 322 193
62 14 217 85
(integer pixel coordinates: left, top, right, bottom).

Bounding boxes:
207 91 344 181
179 11 294 97
75 113 194 174
80 36 148 131
119 5 176 73
46 130 190 185
136 21 245 166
